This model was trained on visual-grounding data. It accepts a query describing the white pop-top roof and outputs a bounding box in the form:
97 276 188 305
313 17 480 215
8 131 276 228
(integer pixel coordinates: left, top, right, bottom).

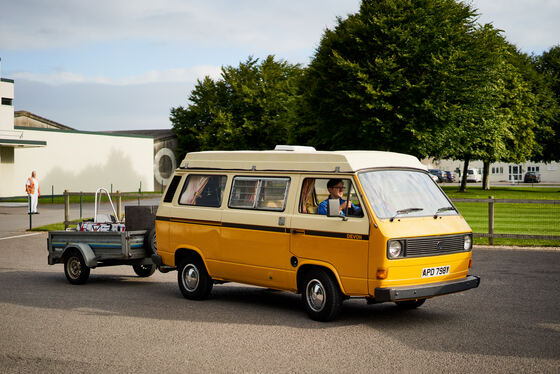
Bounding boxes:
180 149 426 173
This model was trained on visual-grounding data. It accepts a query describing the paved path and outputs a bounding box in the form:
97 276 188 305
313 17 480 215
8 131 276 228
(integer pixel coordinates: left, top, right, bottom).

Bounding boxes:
0 197 161 239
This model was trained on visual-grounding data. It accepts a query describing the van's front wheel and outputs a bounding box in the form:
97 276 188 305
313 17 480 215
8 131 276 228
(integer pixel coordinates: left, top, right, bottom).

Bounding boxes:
302 269 342 322
177 258 213 300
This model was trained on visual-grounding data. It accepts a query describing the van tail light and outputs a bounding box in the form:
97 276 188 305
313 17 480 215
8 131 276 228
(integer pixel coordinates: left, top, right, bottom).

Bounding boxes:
468 259 472 268
377 268 388 279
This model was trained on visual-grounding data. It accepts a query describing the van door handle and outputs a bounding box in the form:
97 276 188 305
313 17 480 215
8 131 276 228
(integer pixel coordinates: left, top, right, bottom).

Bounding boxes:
293 229 305 234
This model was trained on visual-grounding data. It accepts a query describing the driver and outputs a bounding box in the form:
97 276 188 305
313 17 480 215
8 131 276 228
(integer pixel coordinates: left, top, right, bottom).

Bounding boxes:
318 179 362 217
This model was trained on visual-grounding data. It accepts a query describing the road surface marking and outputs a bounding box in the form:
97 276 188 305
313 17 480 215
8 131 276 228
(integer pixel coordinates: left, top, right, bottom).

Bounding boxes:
0 232 44 241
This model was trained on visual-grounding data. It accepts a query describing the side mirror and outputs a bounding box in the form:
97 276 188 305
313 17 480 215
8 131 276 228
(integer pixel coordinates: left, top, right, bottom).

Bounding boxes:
327 199 340 217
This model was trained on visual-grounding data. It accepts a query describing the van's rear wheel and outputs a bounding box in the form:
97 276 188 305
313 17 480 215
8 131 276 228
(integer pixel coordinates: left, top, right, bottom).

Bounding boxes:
302 269 342 322
177 258 213 300
395 298 426 309
64 250 90 285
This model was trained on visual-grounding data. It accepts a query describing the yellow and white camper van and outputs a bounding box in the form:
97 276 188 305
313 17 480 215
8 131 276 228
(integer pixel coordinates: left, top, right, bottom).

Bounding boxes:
153 146 479 321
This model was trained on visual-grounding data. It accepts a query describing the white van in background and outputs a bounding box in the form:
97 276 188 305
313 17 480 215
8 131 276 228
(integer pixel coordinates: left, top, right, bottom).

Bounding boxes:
466 169 482 183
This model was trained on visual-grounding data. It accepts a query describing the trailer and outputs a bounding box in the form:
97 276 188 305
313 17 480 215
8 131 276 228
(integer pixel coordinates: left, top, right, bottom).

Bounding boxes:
47 188 159 284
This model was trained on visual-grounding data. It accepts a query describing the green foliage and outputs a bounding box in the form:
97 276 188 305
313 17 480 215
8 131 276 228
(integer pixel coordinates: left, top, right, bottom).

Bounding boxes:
295 0 480 155
532 45 560 162
171 56 304 158
442 186 560 200
293 0 545 193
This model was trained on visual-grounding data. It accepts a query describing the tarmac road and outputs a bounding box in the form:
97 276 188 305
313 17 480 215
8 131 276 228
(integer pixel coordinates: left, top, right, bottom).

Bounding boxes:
0 232 558 373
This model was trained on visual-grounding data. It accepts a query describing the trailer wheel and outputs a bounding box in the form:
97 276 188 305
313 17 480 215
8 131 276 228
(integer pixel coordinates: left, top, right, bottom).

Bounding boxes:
133 264 156 277
64 250 90 285
145 228 157 255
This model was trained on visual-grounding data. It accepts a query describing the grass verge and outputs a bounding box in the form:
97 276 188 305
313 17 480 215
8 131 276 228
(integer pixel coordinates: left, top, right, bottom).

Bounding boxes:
442 186 560 200
450 191 560 247
3 192 162 205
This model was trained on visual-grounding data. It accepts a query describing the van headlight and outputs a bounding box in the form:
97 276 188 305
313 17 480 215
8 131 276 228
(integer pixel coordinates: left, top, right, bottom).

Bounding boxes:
387 240 404 259
464 234 473 251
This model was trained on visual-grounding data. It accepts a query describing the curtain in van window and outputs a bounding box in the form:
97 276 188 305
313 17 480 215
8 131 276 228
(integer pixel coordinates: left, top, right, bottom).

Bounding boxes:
180 176 210 205
301 178 315 213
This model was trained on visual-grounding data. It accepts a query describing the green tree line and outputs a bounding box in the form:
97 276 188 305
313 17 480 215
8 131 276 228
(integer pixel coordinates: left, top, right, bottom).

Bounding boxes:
171 0 560 191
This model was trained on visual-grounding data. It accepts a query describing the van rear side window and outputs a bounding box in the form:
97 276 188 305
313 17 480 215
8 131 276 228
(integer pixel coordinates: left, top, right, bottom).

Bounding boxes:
229 177 290 211
163 175 182 203
179 175 227 207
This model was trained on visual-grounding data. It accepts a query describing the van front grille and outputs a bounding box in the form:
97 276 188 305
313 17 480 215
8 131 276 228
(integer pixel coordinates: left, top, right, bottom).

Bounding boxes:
405 234 466 257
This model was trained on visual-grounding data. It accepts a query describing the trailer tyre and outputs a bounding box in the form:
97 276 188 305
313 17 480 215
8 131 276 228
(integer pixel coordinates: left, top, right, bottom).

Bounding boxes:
177 257 213 300
145 228 157 255
133 264 157 277
64 250 90 285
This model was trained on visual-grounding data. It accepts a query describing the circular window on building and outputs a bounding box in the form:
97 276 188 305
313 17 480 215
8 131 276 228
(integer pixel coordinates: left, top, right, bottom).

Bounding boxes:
154 148 177 186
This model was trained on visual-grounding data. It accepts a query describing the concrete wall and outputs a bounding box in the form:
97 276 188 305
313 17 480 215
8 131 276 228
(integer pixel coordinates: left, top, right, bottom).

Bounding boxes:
0 127 154 197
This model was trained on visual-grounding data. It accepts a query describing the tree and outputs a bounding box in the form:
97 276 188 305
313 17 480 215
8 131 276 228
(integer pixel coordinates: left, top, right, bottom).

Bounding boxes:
295 0 481 157
459 37 539 191
532 45 560 162
296 0 543 192
171 56 304 159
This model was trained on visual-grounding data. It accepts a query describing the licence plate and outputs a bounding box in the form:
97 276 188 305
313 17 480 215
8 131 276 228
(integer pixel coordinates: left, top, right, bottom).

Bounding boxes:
421 265 450 278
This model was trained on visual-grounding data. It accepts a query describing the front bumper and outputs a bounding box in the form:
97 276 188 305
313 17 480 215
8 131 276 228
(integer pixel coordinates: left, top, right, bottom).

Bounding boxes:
374 275 480 302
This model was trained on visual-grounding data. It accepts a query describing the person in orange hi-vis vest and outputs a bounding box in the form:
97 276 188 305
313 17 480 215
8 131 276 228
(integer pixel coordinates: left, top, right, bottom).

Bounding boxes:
25 171 40 214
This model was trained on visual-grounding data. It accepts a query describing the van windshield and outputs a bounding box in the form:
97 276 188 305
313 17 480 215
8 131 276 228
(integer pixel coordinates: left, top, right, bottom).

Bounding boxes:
358 170 457 220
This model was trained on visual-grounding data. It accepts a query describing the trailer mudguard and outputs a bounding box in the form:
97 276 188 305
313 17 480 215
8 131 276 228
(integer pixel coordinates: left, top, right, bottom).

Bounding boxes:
62 243 98 268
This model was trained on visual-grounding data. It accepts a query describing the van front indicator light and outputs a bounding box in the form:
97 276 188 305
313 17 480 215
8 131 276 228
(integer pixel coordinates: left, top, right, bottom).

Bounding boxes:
377 268 388 279
387 240 403 259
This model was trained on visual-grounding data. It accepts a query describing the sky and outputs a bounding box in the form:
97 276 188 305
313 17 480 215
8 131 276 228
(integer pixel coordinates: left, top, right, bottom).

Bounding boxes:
1 0 559 132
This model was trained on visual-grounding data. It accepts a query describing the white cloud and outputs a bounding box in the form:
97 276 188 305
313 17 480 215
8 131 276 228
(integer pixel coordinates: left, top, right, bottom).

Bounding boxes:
0 0 360 53
469 0 560 53
11 65 222 86
14 79 191 130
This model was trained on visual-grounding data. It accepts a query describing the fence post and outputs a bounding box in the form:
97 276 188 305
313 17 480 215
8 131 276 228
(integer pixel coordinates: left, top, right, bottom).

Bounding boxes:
51 185 54 204
117 191 122 221
79 192 83 220
488 195 494 245
64 190 70 229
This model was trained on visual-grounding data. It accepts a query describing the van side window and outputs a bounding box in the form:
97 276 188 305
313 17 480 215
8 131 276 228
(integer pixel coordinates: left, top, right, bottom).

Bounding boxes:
229 177 290 211
300 177 363 217
163 175 182 203
178 175 227 207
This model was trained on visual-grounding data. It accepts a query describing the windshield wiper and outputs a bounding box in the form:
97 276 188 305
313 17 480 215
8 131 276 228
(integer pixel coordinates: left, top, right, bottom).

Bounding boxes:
433 206 457 219
390 208 423 222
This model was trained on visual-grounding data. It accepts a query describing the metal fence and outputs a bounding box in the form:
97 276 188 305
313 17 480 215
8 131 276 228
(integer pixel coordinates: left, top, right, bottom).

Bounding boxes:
60 191 560 245
62 190 160 228
452 197 560 244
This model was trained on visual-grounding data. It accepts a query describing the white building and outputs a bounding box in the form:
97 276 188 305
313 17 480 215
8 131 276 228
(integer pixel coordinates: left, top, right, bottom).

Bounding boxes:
0 61 154 198
424 158 560 183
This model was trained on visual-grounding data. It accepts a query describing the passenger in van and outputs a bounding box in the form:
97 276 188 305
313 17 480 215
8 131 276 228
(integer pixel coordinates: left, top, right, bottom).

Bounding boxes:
318 179 362 217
